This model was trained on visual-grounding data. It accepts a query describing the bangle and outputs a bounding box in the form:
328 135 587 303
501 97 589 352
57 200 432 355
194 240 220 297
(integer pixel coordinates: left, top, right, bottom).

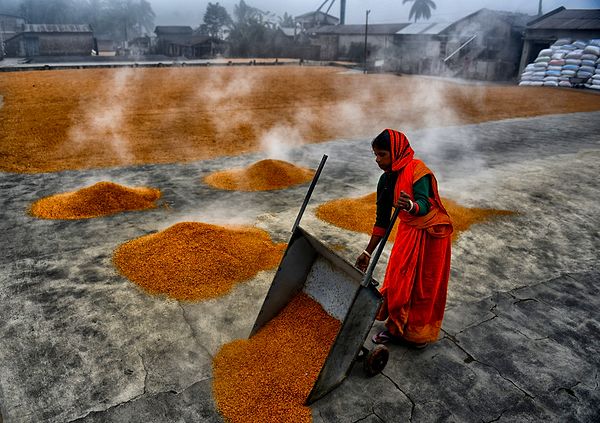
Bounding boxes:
362 250 372 258
407 199 415 213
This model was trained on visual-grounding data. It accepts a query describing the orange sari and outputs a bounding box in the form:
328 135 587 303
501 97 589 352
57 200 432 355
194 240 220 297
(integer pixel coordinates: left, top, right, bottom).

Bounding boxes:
376 130 453 343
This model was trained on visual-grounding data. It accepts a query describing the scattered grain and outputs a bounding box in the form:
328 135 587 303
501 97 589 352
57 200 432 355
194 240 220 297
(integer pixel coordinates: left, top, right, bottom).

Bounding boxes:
213 292 340 423
29 181 160 219
316 192 514 241
204 159 314 191
113 222 286 301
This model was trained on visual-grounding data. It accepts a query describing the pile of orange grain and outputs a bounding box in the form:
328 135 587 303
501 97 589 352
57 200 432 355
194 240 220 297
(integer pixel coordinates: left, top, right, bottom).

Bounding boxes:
30 181 161 219
204 159 314 191
316 192 514 241
113 222 286 301
213 292 340 423
3 67 600 173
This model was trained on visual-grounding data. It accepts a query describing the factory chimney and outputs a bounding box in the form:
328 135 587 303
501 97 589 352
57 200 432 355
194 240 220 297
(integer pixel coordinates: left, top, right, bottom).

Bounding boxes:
340 0 346 24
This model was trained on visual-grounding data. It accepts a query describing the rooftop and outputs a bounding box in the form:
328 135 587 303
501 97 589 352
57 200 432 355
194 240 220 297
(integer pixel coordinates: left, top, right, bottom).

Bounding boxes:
527 7 600 30
22 24 92 33
312 23 409 35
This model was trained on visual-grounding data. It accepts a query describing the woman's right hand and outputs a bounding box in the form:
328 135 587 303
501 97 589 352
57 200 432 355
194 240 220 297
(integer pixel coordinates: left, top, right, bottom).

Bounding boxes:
355 252 370 272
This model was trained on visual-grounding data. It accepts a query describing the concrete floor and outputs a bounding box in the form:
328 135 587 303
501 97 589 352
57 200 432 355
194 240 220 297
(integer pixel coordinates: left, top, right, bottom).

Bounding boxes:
0 111 599 422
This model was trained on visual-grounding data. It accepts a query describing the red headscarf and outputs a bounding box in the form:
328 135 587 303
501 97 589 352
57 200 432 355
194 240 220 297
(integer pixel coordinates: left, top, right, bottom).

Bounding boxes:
387 129 414 172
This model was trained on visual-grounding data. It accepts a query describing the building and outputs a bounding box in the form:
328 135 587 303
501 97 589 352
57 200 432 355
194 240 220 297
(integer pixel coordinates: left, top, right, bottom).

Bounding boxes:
154 26 216 58
96 39 116 56
435 8 530 81
295 11 339 31
311 23 408 61
0 13 26 57
519 7 600 74
389 22 454 75
128 35 152 56
4 24 94 57
309 9 529 80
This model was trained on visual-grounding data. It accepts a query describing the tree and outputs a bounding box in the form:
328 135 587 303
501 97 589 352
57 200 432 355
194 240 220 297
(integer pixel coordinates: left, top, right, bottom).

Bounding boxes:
18 0 79 24
278 12 294 28
402 0 436 23
233 0 261 24
202 2 231 39
104 0 155 41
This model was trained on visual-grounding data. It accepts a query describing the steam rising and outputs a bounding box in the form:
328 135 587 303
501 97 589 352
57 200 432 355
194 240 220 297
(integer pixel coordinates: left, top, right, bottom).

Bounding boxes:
68 68 137 162
259 125 303 160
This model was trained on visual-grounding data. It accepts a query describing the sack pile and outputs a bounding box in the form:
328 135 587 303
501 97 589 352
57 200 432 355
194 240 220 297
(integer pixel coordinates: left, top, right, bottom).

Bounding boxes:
519 39 600 90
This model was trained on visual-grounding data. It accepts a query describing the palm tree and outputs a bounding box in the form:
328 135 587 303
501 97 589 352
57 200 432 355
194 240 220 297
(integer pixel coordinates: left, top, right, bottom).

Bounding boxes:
403 0 436 23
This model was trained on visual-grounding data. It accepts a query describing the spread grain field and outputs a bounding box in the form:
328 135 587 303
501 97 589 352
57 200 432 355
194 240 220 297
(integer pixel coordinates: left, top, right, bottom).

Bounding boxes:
2 66 599 173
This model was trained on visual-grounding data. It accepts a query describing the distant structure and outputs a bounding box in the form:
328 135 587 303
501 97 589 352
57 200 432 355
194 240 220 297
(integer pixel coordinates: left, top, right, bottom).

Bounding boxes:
154 26 222 58
4 24 94 57
519 7 600 74
0 13 26 57
311 23 407 61
437 8 530 80
310 8 531 81
295 11 339 31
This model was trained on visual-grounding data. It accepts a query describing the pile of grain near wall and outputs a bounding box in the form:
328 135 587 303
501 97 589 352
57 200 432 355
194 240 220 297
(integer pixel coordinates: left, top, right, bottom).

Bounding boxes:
114 222 286 301
316 193 514 241
213 292 341 423
30 181 161 219
204 159 314 191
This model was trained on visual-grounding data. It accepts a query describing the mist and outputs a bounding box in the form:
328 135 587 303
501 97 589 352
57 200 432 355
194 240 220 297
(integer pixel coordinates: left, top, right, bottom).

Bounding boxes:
148 0 597 27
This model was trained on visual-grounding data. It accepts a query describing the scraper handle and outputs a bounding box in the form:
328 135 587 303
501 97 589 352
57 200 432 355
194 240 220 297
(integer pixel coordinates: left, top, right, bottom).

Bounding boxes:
291 154 328 233
361 205 401 287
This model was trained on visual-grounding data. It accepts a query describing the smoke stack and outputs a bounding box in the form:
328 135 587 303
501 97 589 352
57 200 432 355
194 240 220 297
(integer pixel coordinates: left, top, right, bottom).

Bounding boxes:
538 0 543 16
340 0 346 24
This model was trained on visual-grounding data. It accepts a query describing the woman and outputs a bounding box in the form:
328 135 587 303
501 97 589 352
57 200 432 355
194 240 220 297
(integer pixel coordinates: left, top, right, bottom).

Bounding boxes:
355 129 453 348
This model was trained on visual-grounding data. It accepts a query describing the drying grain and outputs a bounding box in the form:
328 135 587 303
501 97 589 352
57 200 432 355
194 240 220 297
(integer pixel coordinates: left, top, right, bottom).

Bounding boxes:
316 192 514 241
213 292 341 423
204 159 314 191
30 181 161 219
113 222 286 301
2 67 600 173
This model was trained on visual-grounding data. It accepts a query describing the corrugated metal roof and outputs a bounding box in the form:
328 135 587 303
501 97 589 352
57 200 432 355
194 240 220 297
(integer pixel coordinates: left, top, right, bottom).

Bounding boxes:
396 22 452 35
528 8 600 30
23 24 92 33
313 23 409 35
154 26 193 35
295 11 338 20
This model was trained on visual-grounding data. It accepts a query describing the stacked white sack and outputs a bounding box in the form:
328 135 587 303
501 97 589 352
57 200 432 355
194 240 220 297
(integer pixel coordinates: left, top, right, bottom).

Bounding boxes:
520 38 600 89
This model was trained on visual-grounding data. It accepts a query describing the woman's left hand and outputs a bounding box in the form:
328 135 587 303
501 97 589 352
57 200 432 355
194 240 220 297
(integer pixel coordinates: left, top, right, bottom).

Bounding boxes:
395 191 413 211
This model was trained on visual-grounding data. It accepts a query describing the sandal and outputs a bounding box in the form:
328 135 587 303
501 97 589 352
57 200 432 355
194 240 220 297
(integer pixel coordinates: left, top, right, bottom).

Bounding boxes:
372 330 429 349
372 330 397 344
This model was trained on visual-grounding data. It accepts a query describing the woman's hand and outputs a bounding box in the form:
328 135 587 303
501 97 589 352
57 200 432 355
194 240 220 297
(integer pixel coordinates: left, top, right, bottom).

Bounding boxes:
355 252 370 272
394 190 413 211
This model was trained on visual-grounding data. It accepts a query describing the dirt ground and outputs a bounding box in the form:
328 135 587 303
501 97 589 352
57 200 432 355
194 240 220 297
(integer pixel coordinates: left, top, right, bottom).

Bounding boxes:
2 66 600 173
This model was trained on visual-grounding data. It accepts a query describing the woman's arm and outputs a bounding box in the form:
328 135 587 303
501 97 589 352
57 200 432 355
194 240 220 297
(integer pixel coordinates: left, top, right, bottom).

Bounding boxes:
356 174 392 271
355 234 383 272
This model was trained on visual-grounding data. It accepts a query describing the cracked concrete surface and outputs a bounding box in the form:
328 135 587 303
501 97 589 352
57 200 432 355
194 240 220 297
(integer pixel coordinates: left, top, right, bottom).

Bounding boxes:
0 111 599 422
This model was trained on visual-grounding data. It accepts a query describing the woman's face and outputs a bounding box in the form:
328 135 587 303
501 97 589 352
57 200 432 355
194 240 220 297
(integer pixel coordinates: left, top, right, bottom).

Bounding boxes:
373 146 392 172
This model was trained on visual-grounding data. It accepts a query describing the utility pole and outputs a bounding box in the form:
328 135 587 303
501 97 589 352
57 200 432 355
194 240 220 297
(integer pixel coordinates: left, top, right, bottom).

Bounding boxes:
340 0 347 25
363 9 370 74
0 22 5 60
